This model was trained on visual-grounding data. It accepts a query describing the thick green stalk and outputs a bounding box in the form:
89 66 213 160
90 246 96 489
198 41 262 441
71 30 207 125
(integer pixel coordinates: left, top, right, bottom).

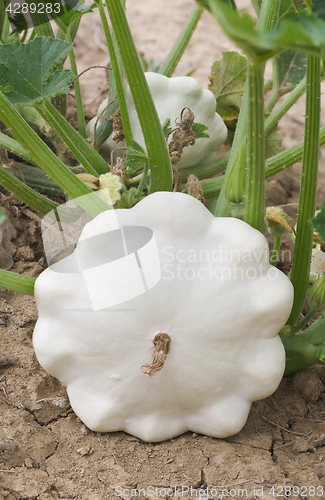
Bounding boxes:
105 0 172 192
95 0 133 146
283 312 325 375
26 0 54 38
257 0 278 33
0 270 35 296
199 124 325 199
0 93 108 217
158 4 204 77
36 100 109 176
244 62 265 232
67 34 86 138
287 55 321 326
213 0 277 217
0 163 57 214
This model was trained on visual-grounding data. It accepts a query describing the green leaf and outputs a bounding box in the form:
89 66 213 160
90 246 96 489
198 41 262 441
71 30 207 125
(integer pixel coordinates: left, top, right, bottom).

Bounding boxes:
162 118 172 137
54 1 95 32
313 202 325 243
207 0 325 61
120 187 145 208
125 140 149 175
209 51 247 119
0 37 72 106
192 122 209 139
276 50 307 91
265 126 283 159
313 0 325 20
8 12 28 34
278 0 306 23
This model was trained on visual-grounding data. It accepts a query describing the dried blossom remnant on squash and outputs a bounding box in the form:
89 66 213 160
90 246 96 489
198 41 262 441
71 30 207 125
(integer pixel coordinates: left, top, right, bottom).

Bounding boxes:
141 333 171 377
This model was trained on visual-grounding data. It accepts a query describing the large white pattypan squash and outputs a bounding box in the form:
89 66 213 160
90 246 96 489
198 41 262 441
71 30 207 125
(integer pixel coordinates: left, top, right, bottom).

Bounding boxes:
86 72 228 169
33 192 293 442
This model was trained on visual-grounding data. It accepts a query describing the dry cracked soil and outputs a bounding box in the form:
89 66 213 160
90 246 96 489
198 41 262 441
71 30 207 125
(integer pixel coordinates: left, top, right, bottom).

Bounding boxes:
2 0 325 498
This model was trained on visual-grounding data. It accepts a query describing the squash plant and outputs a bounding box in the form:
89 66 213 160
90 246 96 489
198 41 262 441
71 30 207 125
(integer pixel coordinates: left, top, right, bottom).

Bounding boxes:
0 0 325 440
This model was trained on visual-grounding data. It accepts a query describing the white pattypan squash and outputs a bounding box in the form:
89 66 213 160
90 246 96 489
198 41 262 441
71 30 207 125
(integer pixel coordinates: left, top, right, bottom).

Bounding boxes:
86 72 228 169
33 192 293 442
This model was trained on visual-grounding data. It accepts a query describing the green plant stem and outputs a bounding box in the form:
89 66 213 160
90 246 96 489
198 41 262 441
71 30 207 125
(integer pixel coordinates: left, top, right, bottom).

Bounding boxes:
95 0 133 146
0 92 108 217
201 176 223 199
213 0 277 217
91 34 121 149
105 0 173 192
202 124 325 198
181 154 229 182
137 162 150 192
35 100 109 176
26 0 54 38
158 4 204 77
244 62 265 232
290 309 317 335
265 77 306 134
270 236 281 266
6 163 64 197
214 82 249 216
0 163 57 214
283 311 325 375
67 33 86 138
0 132 34 164
257 0 278 33
182 76 307 184
287 54 321 326
0 270 35 296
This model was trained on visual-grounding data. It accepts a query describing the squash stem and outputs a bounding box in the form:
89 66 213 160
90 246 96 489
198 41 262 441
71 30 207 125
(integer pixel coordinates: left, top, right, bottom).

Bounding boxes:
0 93 108 217
35 100 109 176
287 54 321 326
213 0 277 217
244 62 265 232
202 123 325 199
158 4 204 77
270 236 281 266
95 0 133 147
283 311 325 375
105 0 173 192
0 164 57 215
67 31 86 138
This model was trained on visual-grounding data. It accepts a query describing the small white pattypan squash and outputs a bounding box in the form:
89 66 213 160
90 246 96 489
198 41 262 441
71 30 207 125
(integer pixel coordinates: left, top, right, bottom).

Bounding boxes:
33 192 293 442
86 72 228 169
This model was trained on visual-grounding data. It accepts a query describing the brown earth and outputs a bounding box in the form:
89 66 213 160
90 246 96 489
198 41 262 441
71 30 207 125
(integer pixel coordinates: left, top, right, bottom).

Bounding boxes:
2 0 325 498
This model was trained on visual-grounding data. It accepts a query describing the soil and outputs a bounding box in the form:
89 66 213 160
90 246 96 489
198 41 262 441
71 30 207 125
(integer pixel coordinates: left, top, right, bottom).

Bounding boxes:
2 1 325 499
